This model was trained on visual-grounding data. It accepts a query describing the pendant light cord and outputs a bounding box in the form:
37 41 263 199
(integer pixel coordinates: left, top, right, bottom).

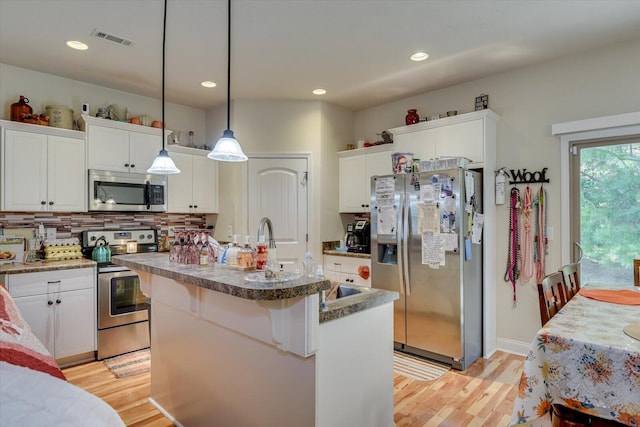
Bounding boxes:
161 0 167 150
226 0 231 131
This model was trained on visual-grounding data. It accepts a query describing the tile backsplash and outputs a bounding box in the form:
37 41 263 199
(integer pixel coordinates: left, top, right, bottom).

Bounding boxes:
0 212 207 242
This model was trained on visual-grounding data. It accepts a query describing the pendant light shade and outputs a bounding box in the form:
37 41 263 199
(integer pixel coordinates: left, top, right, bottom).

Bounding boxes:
148 0 180 174
208 0 248 162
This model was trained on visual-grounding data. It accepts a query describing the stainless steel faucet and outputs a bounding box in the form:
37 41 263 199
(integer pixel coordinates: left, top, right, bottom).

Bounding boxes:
257 217 276 249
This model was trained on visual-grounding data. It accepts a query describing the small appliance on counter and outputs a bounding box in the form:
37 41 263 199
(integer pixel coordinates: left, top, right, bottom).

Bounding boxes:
347 220 370 254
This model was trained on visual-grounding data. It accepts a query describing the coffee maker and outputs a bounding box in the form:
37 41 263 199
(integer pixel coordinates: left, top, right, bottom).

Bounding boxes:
347 220 370 253
345 223 358 249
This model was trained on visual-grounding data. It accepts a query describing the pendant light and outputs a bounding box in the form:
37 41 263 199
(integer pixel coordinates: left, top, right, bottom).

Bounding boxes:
207 0 248 162
148 0 180 174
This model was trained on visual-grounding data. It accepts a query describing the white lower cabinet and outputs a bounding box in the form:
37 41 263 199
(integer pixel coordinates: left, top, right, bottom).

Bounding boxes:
4 268 96 364
323 255 371 287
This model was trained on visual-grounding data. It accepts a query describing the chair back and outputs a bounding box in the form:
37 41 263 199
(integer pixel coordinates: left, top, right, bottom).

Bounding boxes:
538 272 567 326
560 263 581 299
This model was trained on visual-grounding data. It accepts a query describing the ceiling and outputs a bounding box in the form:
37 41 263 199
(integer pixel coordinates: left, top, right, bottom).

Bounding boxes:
2 0 640 111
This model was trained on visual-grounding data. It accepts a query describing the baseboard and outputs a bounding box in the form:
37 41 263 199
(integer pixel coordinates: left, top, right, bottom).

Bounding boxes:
497 337 530 356
148 397 182 427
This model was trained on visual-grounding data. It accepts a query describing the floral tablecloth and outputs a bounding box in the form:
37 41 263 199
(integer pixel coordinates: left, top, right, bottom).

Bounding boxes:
511 290 640 426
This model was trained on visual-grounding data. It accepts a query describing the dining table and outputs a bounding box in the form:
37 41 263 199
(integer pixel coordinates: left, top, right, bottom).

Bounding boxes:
510 285 640 427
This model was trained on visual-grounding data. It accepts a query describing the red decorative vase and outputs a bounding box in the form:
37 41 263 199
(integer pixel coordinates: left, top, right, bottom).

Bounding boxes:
405 109 419 125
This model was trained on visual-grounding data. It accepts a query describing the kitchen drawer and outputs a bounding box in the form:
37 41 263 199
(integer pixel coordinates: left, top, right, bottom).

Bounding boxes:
323 255 371 287
6 267 95 298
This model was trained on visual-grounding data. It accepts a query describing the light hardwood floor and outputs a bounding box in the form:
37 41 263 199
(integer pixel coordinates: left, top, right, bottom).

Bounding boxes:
63 350 524 427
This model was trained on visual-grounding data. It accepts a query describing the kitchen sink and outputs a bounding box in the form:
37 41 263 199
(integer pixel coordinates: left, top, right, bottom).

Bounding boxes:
336 284 363 298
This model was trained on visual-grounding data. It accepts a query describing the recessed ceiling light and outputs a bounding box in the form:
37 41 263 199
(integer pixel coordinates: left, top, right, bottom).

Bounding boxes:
201 81 217 88
66 40 88 51
312 88 326 95
410 52 429 61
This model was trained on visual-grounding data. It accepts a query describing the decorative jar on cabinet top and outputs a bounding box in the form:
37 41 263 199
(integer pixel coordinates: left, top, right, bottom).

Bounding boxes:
10 95 33 122
405 109 419 125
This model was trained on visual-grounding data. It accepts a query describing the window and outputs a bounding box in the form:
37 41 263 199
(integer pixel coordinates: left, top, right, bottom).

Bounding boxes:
571 138 640 286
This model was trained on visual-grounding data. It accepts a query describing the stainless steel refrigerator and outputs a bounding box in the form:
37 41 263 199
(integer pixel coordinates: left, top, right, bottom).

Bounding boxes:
371 168 483 370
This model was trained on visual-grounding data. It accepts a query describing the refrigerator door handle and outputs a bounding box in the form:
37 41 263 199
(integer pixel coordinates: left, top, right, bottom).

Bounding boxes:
396 192 404 295
403 184 411 296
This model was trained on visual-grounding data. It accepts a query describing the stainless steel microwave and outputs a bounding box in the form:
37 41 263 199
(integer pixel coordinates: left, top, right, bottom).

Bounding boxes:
88 169 167 212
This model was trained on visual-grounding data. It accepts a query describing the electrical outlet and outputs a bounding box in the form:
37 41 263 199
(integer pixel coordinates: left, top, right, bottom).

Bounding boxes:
227 225 233 238
168 227 176 237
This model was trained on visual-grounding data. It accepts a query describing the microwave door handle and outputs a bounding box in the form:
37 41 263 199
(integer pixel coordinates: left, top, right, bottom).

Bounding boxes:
145 181 151 210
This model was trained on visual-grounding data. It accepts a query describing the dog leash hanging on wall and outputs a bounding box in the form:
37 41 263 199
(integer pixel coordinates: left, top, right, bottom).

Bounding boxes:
504 187 521 307
534 185 548 283
519 186 535 284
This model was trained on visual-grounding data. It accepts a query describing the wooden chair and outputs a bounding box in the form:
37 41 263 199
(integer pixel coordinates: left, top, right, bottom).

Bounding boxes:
560 263 581 299
537 271 567 326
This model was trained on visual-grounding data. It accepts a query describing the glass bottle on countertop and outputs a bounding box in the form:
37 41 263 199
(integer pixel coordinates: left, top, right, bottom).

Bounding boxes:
226 235 240 267
199 232 209 266
264 248 280 279
256 235 268 270
303 252 315 278
238 235 256 269
187 232 199 265
169 234 181 262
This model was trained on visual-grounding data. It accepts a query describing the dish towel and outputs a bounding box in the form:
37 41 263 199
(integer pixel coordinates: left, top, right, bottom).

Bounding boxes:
579 289 640 305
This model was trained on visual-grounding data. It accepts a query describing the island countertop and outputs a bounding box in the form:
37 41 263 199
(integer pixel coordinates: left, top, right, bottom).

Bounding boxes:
111 252 331 301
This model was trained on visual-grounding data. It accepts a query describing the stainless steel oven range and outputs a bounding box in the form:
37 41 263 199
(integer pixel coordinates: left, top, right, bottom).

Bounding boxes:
82 229 158 360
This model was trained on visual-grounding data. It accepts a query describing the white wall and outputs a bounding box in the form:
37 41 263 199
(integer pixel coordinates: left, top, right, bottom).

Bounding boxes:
0 63 206 146
354 38 640 349
207 99 352 262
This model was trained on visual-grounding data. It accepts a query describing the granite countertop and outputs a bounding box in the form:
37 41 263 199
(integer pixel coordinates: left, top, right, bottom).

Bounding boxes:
323 250 371 259
111 253 331 301
320 285 398 323
0 258 97 274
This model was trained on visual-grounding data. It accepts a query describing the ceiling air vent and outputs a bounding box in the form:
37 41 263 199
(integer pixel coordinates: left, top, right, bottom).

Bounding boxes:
91 29 135 47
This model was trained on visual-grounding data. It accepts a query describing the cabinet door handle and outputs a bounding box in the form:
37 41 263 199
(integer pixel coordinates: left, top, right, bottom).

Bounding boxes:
56 299 62 304
41 201 46 205
189 205 193 208
48 300 53 305
124 163 130 167
130 164 135 168
194 205 198 209
47 280 62 284
49 201 54 205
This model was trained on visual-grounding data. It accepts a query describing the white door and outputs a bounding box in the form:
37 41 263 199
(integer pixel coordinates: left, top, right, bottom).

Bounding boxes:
54 288 95 359
3 130 48 211
48 135 86 212
248 157 308 271
129 132 162 173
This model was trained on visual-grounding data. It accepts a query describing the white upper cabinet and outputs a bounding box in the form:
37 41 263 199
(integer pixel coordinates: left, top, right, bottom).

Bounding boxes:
0 121 86 212
85 115 168 174
167 147 218 213
339 144 394 213
390 110 498 169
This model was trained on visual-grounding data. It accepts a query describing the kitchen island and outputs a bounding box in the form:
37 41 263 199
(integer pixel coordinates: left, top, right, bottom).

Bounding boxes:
112 253 398 427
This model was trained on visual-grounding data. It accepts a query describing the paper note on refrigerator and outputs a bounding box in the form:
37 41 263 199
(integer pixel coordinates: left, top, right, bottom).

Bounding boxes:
375 177 395 207
441 233 458 252
464 170 474 204
377 205 396 235
471 212 485 244
420 184 437 202
422 232 445 268
418 201 440 234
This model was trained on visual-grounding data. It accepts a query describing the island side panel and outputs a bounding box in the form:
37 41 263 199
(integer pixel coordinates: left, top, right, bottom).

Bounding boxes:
316 302 395 427
146 274 316 427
